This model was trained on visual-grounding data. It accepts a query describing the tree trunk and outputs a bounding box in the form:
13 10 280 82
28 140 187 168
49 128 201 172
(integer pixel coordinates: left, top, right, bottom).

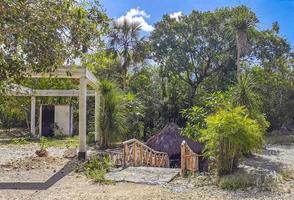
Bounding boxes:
188 85 197 106
122 61 128 90
236 33 241 82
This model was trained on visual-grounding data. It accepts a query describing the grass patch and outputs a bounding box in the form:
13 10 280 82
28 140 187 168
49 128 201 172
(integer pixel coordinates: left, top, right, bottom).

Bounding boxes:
0 135 36 145
0 135 79 148
279 168 294 181
45 136 79 148
218 171 255 190
82 156 113 184
11 137 33 145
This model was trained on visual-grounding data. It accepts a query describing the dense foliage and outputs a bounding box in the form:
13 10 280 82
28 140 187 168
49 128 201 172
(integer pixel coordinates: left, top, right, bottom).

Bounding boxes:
0 2 293 174
0 0 108 81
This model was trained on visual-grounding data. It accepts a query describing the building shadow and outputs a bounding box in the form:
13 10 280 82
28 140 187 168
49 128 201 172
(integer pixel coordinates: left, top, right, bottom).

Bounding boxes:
0 160 76 190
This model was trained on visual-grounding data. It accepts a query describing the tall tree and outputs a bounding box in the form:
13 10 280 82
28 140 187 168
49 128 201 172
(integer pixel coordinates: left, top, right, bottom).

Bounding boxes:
151 10 235 105
253 22 292 72
109 19 145 89
229 5 258 81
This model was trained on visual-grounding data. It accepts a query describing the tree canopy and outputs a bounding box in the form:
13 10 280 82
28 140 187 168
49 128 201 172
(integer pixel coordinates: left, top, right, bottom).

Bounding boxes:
0 0 108 81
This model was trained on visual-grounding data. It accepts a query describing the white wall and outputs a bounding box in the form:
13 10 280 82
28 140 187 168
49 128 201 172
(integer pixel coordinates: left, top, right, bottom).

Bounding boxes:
54 105 73 136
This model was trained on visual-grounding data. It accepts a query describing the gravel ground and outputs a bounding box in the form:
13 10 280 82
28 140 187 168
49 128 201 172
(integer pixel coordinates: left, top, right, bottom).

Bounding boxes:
1 143 294 200
0 143 67 165
1 174 293 200
0 144 69 184
105 167 180 184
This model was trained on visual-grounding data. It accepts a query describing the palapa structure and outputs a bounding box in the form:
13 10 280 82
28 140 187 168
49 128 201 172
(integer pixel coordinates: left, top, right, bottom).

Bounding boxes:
146 123 204 168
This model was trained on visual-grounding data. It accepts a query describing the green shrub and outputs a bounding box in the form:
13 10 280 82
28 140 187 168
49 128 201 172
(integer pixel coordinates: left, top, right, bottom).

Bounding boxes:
84 156 113 184
181 91 231 140
39 136 48 150
199 105 264 175
218 173 255 190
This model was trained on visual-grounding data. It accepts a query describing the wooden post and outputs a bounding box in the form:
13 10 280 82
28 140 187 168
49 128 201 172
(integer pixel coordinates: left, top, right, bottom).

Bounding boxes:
139 144 143 166
133 142 137 166
78 77 87 160
166 156 170 168
30 96 36 135
181 140 186 176
196 155 199 172
123 144 127 167
94 91 100 143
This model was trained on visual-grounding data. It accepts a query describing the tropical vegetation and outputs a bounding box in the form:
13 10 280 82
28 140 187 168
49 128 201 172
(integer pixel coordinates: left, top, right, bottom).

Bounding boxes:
1 1 293 176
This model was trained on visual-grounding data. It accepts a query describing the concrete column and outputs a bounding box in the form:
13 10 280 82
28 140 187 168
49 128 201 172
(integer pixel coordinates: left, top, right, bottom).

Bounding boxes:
30 96 36 135
94 91 100 143
39 105 42 137
78 77 87 160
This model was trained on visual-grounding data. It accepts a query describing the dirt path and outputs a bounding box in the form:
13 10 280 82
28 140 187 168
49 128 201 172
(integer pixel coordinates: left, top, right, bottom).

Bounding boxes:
1 174 293 200
1 143 294 200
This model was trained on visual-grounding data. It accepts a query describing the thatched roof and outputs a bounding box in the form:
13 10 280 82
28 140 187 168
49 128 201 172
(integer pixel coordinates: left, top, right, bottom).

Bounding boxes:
146 123 202 158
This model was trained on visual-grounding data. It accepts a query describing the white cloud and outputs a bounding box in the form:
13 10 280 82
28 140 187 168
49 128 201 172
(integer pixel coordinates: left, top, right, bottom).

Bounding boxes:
170 11 183 21
116 8 154 32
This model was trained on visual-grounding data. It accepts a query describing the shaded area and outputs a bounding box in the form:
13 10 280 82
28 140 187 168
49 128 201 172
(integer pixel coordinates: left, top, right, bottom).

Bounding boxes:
243 155 283 172
0 160 76 190
262 148 281 156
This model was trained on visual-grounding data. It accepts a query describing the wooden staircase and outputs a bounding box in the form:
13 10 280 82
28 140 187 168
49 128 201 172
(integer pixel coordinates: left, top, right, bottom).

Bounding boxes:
122 139 170 168
105 139 202 173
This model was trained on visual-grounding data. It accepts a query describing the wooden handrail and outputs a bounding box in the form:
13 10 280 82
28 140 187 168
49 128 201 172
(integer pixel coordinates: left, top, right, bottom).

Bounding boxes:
123 138 168 155
122 138 169 168
181 140 201 175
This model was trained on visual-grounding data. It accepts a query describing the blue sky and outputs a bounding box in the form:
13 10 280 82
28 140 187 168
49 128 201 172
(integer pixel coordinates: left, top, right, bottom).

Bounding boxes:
101 0 294 48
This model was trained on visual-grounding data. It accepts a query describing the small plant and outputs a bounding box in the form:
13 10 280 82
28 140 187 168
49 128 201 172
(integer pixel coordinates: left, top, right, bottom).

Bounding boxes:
83 156 113 184
35 136 49 157
218 173 255 190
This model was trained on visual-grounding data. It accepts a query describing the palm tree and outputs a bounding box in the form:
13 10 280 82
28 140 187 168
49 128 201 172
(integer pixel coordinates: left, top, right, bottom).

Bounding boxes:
109 19 144 89
230 6 258 81
99 80 126 148
234 73 260 112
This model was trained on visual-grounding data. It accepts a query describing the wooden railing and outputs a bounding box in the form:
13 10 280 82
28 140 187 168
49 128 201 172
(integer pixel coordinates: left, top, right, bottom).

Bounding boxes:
122 138 169 168
181 140 201 175
105 149 123 166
